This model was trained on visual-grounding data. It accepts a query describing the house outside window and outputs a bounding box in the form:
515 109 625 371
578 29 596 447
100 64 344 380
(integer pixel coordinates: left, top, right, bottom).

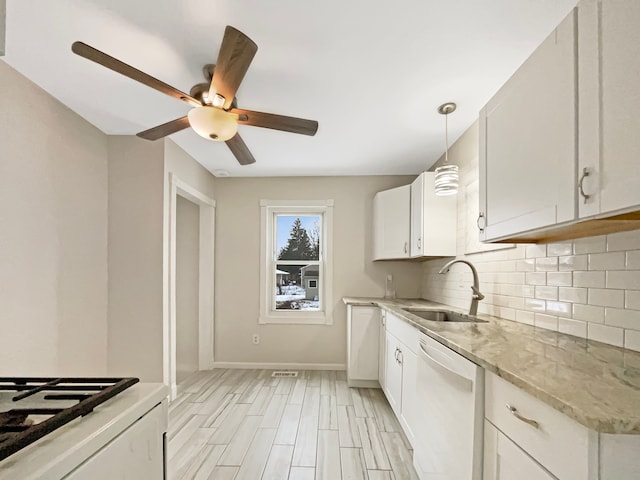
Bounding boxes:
260 200 334 324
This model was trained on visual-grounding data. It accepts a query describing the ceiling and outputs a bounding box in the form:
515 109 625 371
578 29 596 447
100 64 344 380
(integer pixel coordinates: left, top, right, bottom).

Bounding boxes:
3 0 577 177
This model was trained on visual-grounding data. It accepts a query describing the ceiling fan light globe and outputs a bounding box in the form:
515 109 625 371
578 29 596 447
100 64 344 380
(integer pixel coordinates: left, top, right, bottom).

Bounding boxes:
188 106 238 142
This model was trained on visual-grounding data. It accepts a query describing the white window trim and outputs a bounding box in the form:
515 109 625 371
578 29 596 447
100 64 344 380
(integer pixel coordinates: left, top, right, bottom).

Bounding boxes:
259 199 334 325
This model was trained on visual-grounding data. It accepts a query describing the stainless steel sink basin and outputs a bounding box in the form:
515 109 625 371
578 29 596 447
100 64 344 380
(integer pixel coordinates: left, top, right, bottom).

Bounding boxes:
402 308 488 323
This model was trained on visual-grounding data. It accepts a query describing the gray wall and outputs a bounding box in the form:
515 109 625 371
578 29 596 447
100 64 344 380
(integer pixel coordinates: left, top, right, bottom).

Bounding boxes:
0 61 108 376
214 176 423 366
107 136 165 380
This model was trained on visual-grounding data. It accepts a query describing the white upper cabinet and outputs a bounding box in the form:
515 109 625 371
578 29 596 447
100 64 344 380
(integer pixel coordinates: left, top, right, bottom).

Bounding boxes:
479 1 640 243
374 175 457 260
479 9 577 242
410 172 457 257
578 0 640 219
373 184 411 260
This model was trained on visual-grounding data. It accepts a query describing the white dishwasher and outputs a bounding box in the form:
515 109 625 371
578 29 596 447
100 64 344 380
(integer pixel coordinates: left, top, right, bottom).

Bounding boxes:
413 332 484 480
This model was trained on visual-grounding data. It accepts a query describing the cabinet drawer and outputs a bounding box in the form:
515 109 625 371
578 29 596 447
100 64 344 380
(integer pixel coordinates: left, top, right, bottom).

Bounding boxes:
485 371 595 480
385 312 419 353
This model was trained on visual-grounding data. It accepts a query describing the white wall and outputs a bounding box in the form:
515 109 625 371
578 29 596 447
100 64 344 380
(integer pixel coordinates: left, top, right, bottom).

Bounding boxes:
0 61 109 376
214 176 423 366
175 196 200 383
422 122 640 352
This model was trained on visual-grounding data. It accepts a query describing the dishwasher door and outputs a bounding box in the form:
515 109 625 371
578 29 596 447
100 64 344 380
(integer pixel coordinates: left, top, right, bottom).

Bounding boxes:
413 333 484 480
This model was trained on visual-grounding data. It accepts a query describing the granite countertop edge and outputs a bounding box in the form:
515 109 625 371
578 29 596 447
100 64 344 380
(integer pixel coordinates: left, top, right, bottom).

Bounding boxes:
343 296 640 435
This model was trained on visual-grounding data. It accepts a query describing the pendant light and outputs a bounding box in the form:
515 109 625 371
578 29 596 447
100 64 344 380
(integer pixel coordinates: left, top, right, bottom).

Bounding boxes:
434 102 459 196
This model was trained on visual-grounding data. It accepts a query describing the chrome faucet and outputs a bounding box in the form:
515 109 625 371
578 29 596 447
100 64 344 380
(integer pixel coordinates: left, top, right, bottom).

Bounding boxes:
438 259 485 316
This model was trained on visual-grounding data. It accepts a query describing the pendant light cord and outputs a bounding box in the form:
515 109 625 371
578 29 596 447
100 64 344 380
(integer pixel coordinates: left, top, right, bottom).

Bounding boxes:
444 112 449 165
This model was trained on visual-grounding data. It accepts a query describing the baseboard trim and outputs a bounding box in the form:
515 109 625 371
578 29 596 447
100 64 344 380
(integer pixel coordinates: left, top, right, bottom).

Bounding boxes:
347 379 381 388
211 362 345 371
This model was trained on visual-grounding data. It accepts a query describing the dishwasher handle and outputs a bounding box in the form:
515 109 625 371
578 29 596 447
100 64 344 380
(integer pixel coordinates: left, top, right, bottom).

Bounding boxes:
418 340 473 390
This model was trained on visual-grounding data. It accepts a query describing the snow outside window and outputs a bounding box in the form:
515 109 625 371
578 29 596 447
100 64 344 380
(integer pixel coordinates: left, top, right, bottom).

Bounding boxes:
259 200 334 325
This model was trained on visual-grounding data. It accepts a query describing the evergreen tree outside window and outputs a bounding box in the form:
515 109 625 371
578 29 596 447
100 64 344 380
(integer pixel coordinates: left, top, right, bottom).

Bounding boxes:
260 200 334 324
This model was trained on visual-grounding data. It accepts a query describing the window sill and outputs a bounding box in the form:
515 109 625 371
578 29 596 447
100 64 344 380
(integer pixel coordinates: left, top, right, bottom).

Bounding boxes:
259 313 333 325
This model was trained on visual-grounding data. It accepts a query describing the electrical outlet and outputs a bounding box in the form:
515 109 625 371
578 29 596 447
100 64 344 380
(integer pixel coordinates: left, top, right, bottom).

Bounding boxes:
252 334 260 345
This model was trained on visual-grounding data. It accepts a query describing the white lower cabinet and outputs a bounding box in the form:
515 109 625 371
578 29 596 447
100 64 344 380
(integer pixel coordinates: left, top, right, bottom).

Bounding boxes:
484 371 640 479
383 329 403 416
382 313 420 446
346 305 380 387
359 307 640 480
378 310 386 391
484 420 554 480
485 371 593 479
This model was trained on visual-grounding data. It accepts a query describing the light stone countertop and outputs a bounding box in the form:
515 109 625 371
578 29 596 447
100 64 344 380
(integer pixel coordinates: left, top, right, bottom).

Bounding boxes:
343 296 640 435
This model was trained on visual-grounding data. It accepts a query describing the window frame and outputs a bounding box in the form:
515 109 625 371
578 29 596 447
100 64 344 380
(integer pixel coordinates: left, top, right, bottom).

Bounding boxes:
259 199 334 325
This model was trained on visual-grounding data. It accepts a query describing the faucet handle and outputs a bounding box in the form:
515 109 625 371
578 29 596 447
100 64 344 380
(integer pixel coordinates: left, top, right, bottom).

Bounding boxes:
471 286 485 301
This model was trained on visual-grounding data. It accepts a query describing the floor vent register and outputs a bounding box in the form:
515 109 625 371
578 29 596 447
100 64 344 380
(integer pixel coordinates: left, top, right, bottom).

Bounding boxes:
271 371 298 378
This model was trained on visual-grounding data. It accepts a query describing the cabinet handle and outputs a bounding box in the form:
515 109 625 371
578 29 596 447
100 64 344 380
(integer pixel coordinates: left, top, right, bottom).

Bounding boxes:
417 237 421 249
578 168 591 204
506 404 539 429
397 349 403 365
477 212 485 232
404 242 408 254
394 348 399 362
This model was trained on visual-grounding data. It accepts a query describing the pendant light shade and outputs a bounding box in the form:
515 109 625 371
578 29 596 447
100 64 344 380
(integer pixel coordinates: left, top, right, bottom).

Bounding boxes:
434 164 459 195
434 102 459 196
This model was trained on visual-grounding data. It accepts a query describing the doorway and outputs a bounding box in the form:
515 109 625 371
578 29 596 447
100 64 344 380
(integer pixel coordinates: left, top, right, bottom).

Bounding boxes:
165 173 215 399
175 196 200 384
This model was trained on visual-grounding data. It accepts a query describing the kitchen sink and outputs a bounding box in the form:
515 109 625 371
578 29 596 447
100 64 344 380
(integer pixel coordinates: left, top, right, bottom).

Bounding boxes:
402 308 488 323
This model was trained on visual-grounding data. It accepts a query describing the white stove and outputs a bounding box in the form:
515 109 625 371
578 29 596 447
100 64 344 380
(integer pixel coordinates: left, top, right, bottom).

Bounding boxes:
0 378 168 480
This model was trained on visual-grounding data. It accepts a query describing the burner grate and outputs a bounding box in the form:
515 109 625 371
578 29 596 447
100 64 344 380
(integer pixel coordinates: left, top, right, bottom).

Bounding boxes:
0 377 139 462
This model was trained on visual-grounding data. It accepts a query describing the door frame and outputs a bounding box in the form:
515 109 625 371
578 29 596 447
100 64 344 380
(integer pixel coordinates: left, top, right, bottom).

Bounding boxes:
165 173 215 399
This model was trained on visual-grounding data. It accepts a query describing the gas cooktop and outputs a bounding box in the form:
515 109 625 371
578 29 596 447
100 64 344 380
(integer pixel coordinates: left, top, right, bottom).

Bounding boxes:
0 377 139 462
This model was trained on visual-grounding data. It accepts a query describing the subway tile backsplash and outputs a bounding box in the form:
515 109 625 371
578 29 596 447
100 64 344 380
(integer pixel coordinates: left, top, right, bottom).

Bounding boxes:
421 229 640 352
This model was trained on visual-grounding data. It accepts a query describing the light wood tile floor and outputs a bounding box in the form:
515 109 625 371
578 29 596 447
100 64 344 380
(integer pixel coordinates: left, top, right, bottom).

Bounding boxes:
167 369 419 480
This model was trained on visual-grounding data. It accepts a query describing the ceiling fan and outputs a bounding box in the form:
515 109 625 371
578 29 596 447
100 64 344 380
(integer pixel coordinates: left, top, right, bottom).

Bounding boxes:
71 26 318 166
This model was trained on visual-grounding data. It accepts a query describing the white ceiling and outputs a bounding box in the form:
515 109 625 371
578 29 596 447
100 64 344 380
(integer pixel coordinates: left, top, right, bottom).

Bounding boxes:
3 0 577 177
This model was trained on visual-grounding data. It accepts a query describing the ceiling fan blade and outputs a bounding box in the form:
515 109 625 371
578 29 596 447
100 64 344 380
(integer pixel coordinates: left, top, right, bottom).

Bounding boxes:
136 116 190 141
210 26 258 110
71 41 201 107
230 108 318 136
226 134 256 165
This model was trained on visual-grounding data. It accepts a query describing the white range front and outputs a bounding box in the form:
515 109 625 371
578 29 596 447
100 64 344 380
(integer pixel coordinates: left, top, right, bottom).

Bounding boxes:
0 383 168 480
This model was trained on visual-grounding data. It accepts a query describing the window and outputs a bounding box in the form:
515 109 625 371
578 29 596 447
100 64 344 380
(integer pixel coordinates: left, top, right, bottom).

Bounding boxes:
260 200 333 324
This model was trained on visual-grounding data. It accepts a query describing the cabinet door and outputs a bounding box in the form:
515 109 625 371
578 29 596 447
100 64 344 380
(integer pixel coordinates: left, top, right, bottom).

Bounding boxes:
578 0 640 218
410 172 457 257
347 306 380 385
378 311 386 390
410 173 425 256
484 420 555 480
479 10 577 242
398 346 417 446
373 185 410 259
384 330 402 416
